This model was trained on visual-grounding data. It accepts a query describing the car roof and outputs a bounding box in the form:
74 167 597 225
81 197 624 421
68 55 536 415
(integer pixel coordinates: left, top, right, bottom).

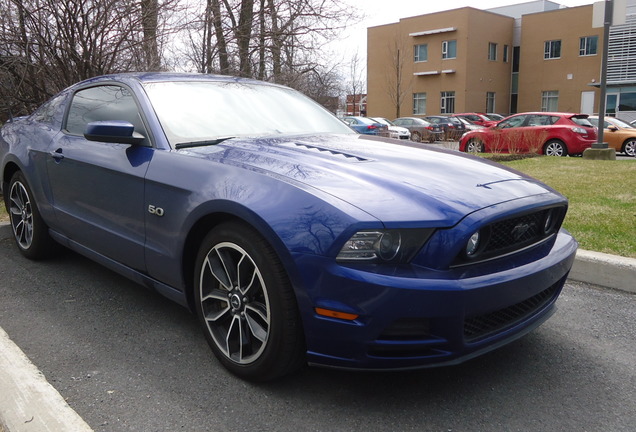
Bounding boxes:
70 72 283 90
511 112 587 117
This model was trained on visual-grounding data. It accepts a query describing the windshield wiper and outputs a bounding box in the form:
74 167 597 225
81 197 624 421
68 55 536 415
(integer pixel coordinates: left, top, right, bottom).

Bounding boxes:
175 137 235 149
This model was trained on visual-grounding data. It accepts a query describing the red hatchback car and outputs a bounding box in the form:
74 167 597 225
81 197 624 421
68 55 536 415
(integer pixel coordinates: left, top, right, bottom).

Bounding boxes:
459 112 597 156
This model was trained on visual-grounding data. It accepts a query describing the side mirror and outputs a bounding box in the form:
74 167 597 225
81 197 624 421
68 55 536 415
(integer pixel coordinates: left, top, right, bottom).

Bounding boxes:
608 126 618 132
84 121 146 145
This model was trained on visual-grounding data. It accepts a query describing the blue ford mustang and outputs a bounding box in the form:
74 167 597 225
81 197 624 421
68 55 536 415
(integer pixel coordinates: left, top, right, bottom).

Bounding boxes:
0 73 577 381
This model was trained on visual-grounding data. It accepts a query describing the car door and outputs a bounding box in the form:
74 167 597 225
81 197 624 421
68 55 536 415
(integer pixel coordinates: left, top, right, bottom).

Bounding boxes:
524 114 555 153
496 114 528 152
45 84 152 271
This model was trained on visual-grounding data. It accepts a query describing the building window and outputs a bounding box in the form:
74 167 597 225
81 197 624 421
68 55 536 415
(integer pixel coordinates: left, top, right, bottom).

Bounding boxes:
442 40 457 59
579 36 598 56
544 40 561 59
440 91 455 114
414 44 428 62
486 92 496 113
541 91 559 111
503 45 509 63
488 43 497 61
413 93 427 115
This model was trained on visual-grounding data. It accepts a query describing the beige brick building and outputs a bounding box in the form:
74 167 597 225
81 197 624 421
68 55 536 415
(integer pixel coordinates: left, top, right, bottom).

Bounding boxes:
366 2 607 120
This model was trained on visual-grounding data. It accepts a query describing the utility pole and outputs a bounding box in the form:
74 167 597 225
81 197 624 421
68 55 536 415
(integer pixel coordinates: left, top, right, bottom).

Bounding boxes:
594 0 612 149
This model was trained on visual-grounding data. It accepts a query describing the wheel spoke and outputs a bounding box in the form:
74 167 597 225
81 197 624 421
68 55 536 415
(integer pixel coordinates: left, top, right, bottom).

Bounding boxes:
205 248 234 290
245 303 268 342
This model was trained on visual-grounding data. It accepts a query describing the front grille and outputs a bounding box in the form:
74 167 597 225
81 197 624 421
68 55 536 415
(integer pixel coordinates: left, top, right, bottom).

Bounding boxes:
486 211 545 254
463 280 561 343
452 206 566 267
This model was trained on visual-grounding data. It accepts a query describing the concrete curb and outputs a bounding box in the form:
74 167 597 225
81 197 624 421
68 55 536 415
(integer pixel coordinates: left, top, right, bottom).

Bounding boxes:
569 249 636 294
0 328 94 432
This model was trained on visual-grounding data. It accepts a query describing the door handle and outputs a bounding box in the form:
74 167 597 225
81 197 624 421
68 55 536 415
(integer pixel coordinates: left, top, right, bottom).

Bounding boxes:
50 149 64 161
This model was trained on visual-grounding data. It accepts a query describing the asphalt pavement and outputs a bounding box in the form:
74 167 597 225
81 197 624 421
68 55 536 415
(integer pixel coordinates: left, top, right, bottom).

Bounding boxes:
0 150 635 431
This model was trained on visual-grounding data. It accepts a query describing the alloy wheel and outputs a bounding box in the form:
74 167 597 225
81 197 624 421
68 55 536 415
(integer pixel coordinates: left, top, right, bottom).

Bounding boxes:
9 180 34 250
198 242 270 364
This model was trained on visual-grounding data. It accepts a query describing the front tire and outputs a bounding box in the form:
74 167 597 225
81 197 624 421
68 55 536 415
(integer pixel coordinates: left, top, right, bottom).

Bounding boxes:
411 131 422 142
622 138 636 157
6 171 55 259
465 138 484 153
194 222 304 381
544 140 568 157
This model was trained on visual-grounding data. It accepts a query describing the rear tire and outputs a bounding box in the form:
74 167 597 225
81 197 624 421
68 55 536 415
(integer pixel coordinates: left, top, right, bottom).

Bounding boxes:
194 222 305 381
6 171 55 259
544 140 568 157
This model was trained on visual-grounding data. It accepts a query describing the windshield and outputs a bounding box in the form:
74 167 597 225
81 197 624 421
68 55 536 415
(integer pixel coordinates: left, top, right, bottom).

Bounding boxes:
611 117 634 128
143 80 353 146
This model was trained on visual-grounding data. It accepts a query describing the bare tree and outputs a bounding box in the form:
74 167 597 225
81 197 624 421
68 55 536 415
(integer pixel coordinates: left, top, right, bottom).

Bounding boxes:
183 0 357 81
384 33 411 119
0 0 179 118
346 50 365 116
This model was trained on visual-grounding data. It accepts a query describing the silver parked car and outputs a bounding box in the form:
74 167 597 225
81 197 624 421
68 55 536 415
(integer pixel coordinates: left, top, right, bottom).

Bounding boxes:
392 117 443 143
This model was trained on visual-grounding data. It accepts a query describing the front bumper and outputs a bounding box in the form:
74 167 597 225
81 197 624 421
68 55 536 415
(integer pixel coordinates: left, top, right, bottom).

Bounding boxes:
294 230 577 370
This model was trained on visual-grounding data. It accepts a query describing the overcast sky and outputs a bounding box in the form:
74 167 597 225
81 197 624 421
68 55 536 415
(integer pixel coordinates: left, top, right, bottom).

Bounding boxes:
335 0 594 61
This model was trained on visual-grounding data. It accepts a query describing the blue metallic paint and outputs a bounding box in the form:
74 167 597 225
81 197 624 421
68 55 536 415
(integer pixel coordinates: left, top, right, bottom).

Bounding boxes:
0 73 578 372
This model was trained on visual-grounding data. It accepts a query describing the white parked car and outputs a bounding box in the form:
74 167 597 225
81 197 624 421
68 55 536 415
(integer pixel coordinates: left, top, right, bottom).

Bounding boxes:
371 117 411 140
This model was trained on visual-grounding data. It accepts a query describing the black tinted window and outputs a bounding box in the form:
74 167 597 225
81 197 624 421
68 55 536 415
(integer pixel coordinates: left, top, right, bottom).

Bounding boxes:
65 85 145 137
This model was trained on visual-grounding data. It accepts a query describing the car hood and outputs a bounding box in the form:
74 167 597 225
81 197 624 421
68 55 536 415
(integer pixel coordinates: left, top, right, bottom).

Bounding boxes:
186 134 558 226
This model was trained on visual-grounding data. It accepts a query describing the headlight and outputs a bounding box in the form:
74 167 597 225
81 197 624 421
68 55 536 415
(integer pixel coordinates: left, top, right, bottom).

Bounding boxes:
336 229 433 263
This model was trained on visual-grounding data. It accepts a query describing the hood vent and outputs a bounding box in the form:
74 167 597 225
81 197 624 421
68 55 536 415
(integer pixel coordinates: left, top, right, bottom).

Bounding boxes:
287 142 371 162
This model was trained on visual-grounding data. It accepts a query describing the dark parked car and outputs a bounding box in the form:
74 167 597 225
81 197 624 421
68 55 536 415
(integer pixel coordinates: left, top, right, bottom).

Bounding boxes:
423 115 466 140
454 113 498 127
342 116 389 136
392 117 443 142
459 112 597 156
456 116 486 131
1 73 578 381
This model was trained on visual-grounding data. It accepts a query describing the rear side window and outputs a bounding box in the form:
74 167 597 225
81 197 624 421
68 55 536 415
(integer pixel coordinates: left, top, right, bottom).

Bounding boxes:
65 85 147 138
31 93 68 125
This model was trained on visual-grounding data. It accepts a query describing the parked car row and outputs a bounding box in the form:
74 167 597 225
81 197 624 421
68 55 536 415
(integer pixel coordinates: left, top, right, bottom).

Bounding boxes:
344 111 636 157
343 115 470 143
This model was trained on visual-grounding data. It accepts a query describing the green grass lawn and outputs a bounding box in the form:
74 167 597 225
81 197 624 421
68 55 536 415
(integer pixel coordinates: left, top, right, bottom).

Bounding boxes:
499 157 636 258
0 157 633 258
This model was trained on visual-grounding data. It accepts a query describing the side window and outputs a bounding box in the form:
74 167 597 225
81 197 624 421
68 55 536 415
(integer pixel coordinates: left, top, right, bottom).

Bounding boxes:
31 93 68 125
500 115 526 129
65 85 147 140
